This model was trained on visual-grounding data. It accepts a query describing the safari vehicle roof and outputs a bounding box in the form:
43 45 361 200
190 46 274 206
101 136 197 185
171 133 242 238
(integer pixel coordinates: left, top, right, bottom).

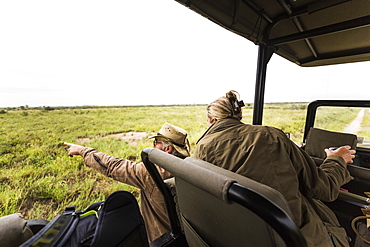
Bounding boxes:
172 0 370 125
174 0 370 67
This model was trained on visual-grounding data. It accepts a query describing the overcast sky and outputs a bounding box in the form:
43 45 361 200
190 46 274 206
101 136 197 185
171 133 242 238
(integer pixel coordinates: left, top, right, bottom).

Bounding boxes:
0 1 369 108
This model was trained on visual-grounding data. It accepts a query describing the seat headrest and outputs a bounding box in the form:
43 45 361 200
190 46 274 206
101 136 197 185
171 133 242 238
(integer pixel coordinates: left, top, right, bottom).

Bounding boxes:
304 127 357 159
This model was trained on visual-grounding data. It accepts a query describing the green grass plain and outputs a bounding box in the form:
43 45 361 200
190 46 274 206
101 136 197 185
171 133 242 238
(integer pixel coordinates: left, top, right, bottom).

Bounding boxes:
0 103 364 220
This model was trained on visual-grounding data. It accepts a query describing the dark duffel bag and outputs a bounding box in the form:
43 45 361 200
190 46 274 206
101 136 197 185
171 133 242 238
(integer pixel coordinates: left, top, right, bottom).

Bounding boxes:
20 190 149 247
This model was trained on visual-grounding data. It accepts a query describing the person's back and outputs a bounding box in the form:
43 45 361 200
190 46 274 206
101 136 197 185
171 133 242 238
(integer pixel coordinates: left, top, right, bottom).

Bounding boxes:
194 90 355 247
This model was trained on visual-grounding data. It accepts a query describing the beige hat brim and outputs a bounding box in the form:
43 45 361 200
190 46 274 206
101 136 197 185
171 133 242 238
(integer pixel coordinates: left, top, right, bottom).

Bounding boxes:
149 135 190 157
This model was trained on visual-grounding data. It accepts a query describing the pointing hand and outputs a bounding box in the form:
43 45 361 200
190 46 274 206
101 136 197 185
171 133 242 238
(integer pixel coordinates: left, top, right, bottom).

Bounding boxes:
64 142 85 157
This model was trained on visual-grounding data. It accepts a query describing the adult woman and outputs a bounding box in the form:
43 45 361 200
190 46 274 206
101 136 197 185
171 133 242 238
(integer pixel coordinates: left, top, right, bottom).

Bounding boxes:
194 90 355 246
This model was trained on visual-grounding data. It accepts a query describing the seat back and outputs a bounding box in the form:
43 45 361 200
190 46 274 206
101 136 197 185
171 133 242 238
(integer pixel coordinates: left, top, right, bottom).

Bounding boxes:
304 127 357 159
141 148 307 247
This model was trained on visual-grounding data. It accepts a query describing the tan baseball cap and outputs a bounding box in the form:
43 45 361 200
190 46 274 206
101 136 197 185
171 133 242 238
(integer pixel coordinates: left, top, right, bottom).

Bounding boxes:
149 123 190 157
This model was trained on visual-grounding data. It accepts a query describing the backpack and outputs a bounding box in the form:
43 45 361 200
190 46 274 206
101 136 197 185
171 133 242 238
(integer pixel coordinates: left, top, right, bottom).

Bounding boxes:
20 190 149 247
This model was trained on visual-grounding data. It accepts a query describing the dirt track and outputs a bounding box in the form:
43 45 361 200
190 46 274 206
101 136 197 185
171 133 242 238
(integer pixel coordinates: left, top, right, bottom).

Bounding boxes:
343 108 365 135
77 132 151 145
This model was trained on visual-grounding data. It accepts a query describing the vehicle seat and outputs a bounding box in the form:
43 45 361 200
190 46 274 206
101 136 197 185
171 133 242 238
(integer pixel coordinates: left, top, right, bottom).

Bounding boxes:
304 127 357 162
141 148 307 247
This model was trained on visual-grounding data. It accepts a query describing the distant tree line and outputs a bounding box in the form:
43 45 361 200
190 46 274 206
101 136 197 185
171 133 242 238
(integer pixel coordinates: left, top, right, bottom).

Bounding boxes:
0 103 306 113
0 104 209 112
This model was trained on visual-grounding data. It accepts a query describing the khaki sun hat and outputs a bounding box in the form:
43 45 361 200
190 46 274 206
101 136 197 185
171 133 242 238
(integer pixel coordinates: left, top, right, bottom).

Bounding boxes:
149 123 190 157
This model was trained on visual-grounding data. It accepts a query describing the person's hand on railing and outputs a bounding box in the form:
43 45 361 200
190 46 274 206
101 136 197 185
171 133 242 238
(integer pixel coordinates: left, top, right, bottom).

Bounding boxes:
324 145 356 164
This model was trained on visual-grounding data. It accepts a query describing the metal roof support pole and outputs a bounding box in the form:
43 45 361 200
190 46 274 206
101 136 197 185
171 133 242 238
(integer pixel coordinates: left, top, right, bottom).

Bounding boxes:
253 44 275 125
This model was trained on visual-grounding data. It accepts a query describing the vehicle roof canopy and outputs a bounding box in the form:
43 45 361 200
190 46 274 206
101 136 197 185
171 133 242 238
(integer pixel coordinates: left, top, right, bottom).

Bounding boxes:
174 0 370 67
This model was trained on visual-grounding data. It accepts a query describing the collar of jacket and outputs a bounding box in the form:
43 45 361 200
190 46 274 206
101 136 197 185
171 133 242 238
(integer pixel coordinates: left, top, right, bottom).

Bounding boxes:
196 118 244 144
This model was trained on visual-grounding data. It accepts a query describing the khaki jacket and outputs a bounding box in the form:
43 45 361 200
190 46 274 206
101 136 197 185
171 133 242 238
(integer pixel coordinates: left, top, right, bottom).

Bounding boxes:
194 118 352 247
81 147 172 243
